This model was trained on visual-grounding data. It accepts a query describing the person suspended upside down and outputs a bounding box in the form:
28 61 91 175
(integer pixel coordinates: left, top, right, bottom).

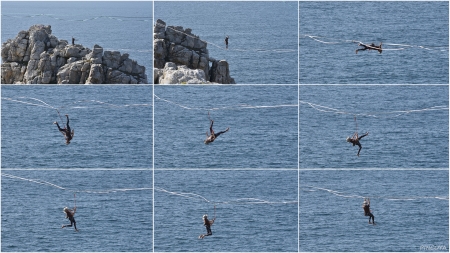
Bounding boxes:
204 113 229 144
346 131 369 156
62 206 78 231
355 42 382 54
54 114 74 144
199 214 215 239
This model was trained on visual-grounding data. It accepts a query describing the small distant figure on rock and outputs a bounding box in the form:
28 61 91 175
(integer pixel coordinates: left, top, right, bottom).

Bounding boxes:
54 114 74 145
225 36 229 49
72 37 76 46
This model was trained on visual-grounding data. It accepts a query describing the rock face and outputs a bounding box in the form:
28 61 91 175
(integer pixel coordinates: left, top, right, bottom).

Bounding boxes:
1 24 147 84
153 19 235 84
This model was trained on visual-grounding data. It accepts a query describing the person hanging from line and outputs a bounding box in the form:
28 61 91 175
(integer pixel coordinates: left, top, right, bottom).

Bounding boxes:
346 131 369 156
225 36 229 49
53 114 74 145
199 214 215 239
355 42 382 54
204 112 229 144
362 198 375 225
62 206 79 231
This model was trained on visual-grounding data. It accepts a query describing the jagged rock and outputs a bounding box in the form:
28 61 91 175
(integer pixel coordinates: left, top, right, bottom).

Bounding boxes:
154 19 166 40
86 63 104 84
154 39 166 69
1 24 147 84
1 62 26 84
157 62 208 84
210 60 235 84
153 20 235 84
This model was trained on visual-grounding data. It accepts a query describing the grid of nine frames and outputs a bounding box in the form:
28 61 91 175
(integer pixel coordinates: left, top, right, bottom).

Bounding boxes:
1 1 449 252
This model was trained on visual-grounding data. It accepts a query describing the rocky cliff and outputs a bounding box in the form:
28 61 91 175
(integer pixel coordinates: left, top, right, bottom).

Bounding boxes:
153 19 235 84
1 24 147 84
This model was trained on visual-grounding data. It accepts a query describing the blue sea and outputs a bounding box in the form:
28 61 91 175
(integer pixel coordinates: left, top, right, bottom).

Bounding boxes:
300 85 449 169
154 85 298 169
300 1 449 84
154 1 298 84
300 170 449 252
1 170 152 252
2 85 152 168
154 170 298 252
1 1 153 80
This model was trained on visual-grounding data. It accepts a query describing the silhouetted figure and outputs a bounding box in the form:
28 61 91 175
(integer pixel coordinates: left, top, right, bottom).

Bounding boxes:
346 132 369 156
62 206 78 231
205 118 229 144
362 198 375 225
356 42 382 54
199 214 215 239
54 114 74 145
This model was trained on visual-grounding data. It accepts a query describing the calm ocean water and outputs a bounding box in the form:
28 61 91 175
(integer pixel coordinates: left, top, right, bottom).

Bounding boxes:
1 1 449 252
154 85 298 169
1 1 153 79
155 170 298 252
2 85 152 168
155 1 298 84
300 85 449 169
300 170 449 252
300 1 449 84
1 170 152 252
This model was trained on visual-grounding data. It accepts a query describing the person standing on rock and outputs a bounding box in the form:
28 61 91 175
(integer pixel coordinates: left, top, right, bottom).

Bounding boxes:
72 37 75 45
225 36 229 49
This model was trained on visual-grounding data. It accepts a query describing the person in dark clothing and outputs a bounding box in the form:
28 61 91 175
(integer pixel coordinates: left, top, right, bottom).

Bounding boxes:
362 198 375 225
199 214 215 239
72 37 75 45
346 132 369 156
54 114 74 145
225 36 229 49
205 118 229 144
62 206 78 231
356 42 382 54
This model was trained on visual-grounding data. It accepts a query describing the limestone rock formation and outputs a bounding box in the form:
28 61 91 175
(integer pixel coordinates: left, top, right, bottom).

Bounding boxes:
153 19 235 84
1 24 147 84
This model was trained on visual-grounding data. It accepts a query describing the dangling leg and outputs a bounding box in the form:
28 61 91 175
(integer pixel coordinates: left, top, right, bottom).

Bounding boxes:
213 128 229 138
209 120 215 136
54 122 65 133
62 222 72 228
357 143 362 157
65 114 70 129
358 132 369 141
